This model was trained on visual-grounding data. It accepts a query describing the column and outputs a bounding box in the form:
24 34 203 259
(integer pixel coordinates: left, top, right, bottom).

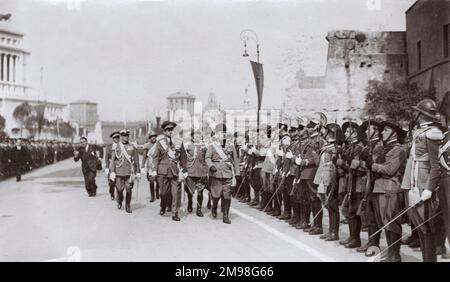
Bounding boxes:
2 54 7 82
15 56 20 84
12 55 16 83
0 53 3 81
6 54 10 82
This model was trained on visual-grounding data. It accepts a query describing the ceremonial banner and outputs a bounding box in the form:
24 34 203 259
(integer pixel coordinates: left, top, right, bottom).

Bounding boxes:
250 60 264 111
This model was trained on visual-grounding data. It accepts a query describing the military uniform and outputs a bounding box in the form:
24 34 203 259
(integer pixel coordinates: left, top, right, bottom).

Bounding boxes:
297 130 321 234
142 133 159 203
180 138 208 216
151 121 182 221
105 131 120 200
401 121 442 261
205 124 239 224
110 131 140 213
372 126 406 262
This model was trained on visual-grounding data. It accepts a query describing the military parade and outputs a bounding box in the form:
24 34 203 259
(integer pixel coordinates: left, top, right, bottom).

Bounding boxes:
1 0 450 264
23 93 440 262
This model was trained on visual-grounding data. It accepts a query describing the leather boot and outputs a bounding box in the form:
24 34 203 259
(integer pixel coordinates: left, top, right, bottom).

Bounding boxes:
390 232 402 262
117 190 124 210
155 186 160 199
125 191 132 213
289 202 300 226
212 197 219 218
345 217 362 248
420 230 437 262
149 182 155 203
257 192 267 211
223 199 231 224
196 193 204 217
207 194 212 210
172 212 180 221
187 195 193 213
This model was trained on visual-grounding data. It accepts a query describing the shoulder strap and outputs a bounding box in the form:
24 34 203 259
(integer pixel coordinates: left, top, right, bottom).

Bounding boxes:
212 142 229 162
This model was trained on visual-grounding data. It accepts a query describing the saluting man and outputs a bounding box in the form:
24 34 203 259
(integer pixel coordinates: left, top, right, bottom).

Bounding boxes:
110 130 140 213
74 137 99 197
205 123 239 224
104 131 120 200
151 121 182 221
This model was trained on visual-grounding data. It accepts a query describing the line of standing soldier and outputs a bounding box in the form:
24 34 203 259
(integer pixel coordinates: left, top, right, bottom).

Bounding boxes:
1 138 75 182
234 96 450 262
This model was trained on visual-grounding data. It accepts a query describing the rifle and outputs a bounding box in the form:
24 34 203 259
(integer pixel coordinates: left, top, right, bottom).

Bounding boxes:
235 155 253 197
357 118 374 216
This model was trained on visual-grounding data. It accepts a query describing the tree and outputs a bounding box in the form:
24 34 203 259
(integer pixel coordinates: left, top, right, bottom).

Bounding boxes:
364 80 436 122
13 102 33 135
33 103 47 135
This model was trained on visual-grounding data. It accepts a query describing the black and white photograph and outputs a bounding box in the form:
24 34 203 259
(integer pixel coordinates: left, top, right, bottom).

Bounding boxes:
0 0 450 266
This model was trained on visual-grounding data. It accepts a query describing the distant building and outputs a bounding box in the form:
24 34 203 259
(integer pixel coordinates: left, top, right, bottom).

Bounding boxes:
167 91 196 122
69 100 99 135
406 0 450 101
0 17 68 137
284 30 408 122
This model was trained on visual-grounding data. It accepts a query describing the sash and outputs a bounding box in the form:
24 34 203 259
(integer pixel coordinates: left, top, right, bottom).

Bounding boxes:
159 138 176 160
410 127 432 188
212 142 236 180
439 138 450 171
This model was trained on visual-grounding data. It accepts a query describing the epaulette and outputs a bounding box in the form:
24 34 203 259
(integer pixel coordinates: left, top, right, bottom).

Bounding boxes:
425 127 444 141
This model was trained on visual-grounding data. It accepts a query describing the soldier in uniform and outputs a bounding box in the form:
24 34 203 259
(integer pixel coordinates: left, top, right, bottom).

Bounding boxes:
104 131 120 200
141 131 159 203
151 121 182 221
284 122 302 225
205 123 239 224
259 124 277 214
401 99 442 262
247 127 267 208
318 123 343 241
368 120 407 262
180 129 208 216
339 121 365 248
356 119 385 254
438 91 450 259
297 127 322 234
74 137 99 197
109 130 140 213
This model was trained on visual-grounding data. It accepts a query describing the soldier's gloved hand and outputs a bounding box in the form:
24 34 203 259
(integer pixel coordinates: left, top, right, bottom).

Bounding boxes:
136 173 141 179
295 156 302 165
336 158 344 167
421 189 432 202
210 166 217 173
105 168 110 175
276 148 284 157
183 172 188 179
109 172 116 181
150 171 157 177
140 168 146 175
285 151 293 159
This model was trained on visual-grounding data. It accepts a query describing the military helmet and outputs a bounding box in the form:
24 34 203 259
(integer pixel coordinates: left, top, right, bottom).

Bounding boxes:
342 121 366 141
325 123 344 144
380 120 407 142
412 98 440 120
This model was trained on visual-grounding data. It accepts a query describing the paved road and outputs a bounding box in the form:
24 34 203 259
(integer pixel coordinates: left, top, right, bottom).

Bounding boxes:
0 159 447 262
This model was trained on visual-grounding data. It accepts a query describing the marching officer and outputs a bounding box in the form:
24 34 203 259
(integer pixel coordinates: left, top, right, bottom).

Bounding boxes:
109 130 140 213
141 131 159 203
150 121 182 221
205 123 239 224
370 120 407 262
401 99 442 262
104 131 120 200
74 137 99 197
180 129 208 217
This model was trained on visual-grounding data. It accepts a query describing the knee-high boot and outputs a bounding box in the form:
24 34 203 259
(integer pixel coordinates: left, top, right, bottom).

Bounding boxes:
197 193 204 217
149 181 155 203
212 197 219 218
125 191 132 213
223 198 231 224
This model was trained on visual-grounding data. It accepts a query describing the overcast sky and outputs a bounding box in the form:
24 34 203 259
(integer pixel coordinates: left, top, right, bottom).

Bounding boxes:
1 0 415 121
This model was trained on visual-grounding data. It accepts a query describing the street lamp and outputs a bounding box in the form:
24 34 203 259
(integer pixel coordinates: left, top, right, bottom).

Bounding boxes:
240 29 260 63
